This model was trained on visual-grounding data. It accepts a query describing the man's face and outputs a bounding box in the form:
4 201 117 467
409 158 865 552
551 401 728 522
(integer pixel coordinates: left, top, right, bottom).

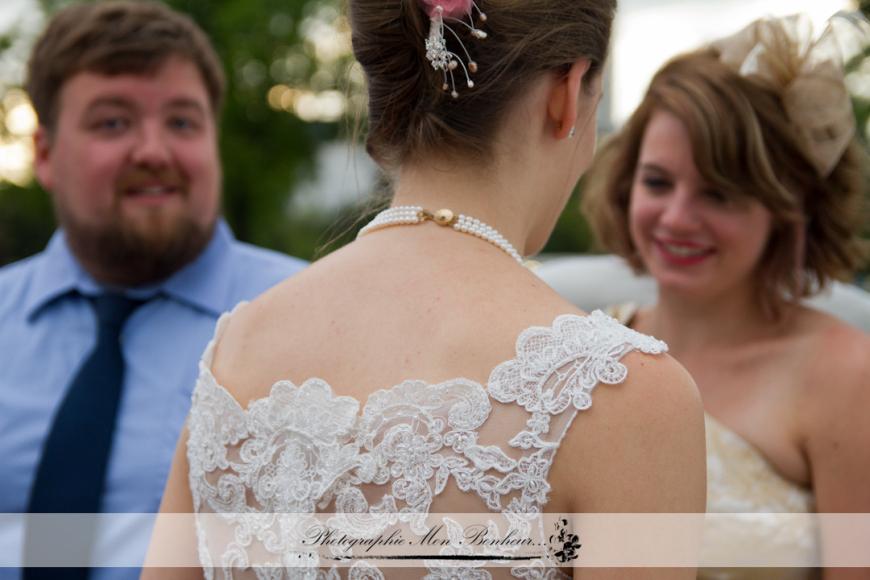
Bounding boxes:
35 56 221 286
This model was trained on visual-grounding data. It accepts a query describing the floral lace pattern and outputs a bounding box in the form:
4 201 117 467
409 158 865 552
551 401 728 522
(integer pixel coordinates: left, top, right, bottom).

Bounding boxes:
187 310 667 578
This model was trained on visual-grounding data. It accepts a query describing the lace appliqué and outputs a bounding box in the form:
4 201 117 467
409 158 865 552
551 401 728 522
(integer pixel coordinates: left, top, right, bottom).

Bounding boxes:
186 310 667 578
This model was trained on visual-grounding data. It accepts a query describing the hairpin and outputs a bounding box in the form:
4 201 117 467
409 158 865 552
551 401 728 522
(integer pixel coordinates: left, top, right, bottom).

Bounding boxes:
421 0 487 98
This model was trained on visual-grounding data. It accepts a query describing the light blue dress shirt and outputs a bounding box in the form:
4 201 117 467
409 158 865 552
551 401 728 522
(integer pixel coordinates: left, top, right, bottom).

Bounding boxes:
0 220 306 578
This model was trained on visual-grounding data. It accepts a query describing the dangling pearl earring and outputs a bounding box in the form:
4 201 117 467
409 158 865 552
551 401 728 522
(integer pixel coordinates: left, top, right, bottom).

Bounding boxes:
568 126 577 139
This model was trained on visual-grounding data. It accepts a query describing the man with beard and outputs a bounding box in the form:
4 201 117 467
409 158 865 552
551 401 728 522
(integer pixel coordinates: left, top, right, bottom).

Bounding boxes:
0 2 305 578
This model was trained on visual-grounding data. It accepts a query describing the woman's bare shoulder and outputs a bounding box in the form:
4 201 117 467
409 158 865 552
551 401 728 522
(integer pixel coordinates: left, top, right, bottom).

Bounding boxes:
794 310 870 512
792 307 870 447
610 351 705 435
206 250 348 402
797 306 870 390
550 349 706 512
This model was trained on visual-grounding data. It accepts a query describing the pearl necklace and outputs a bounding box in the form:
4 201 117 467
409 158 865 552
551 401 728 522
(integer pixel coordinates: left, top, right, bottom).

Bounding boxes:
357 205 524 264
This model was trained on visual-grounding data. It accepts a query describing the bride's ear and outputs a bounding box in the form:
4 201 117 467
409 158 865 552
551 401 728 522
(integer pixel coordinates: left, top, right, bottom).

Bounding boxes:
547 58 592 140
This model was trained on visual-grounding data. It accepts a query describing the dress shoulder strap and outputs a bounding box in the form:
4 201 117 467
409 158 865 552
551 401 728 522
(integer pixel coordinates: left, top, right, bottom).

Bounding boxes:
482 311 667 511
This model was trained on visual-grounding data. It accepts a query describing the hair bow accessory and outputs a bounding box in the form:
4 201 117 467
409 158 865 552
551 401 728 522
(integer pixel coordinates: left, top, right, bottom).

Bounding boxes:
713 12 869 176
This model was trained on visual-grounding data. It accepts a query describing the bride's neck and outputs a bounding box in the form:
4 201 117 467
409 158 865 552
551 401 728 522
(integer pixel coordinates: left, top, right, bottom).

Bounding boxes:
392 160 541 256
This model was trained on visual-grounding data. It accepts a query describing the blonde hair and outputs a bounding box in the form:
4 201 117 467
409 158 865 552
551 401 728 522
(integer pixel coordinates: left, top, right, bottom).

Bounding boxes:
583 48 868 315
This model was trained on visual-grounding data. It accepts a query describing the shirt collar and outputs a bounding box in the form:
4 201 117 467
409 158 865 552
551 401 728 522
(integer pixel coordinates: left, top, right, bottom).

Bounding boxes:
24 230 91 320
25 219 235 321
159 219 235 317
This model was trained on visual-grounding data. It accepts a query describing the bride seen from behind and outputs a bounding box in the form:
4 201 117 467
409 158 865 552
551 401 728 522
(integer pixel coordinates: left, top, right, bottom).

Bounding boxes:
145 0 705 577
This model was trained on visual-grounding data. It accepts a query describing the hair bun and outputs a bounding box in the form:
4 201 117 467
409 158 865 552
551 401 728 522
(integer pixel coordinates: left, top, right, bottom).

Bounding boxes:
349 0 616 169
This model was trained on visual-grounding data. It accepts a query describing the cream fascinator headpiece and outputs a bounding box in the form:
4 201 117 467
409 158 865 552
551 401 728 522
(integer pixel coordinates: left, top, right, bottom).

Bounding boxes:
713 13 869 177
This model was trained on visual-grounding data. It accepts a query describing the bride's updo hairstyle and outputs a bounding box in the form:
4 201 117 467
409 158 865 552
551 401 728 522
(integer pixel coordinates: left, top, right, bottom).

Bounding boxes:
349 0 616 170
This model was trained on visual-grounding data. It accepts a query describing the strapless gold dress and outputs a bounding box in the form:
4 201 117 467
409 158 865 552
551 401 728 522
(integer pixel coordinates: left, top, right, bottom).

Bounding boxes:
701 413 819 579
606 304 820 579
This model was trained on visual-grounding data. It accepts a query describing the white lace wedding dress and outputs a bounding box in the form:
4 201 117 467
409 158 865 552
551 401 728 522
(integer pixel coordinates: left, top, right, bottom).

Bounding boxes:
186 306 667 579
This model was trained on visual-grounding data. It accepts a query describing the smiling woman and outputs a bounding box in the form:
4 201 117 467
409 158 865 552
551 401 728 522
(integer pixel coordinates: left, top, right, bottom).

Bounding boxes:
628 110 775 299
581 13 870 578
584 19 867 315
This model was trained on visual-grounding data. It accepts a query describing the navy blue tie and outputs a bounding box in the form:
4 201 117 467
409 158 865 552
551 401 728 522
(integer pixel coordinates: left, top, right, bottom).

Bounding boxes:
25 294 144 580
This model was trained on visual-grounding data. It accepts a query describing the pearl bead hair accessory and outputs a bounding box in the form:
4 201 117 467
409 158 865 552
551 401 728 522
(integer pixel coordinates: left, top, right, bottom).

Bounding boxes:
357 205 524 264
422 0 488 99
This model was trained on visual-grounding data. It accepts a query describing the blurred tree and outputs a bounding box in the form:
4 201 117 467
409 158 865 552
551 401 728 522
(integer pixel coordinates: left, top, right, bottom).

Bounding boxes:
0 5 52 264
166 0 341 254
848 7 870 150
0 182 55 265
847 4 870 287
0 33 12 53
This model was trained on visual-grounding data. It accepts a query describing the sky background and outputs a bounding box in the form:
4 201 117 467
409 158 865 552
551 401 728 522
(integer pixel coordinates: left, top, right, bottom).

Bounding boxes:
609 0 852 124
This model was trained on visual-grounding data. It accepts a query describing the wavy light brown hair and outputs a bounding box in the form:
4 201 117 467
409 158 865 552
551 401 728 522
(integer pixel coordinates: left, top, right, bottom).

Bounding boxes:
26 0 225 132
349 0 616 171
582 48 868 313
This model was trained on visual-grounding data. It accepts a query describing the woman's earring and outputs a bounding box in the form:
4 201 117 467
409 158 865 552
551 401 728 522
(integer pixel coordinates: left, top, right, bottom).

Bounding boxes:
568 126 577 139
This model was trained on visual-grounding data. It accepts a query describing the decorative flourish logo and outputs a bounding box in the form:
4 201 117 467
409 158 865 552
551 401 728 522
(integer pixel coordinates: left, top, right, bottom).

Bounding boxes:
547 517 581 564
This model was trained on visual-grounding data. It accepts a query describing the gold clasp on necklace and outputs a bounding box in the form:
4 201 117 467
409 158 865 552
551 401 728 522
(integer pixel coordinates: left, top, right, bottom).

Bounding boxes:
418 208 456 226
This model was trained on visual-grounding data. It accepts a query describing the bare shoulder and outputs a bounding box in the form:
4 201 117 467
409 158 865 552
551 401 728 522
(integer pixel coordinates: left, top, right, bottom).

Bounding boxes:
798 307 870 399
208 239 678 408
207 244 587 401
794 308 870 438
602 351 705 445
795 309 870 512
207 252 339 402
549 346 706 512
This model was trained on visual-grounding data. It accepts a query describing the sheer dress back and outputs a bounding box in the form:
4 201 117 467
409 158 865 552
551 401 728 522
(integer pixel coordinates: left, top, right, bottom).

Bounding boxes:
186 305 668 579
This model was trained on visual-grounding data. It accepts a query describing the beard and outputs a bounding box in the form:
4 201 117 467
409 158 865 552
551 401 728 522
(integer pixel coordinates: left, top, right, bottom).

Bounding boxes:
57 200 216 288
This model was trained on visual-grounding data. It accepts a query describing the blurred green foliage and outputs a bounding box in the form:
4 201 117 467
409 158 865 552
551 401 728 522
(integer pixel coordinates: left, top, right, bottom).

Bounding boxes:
851 2 870 151
168 0 345 257
0 178 55 265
